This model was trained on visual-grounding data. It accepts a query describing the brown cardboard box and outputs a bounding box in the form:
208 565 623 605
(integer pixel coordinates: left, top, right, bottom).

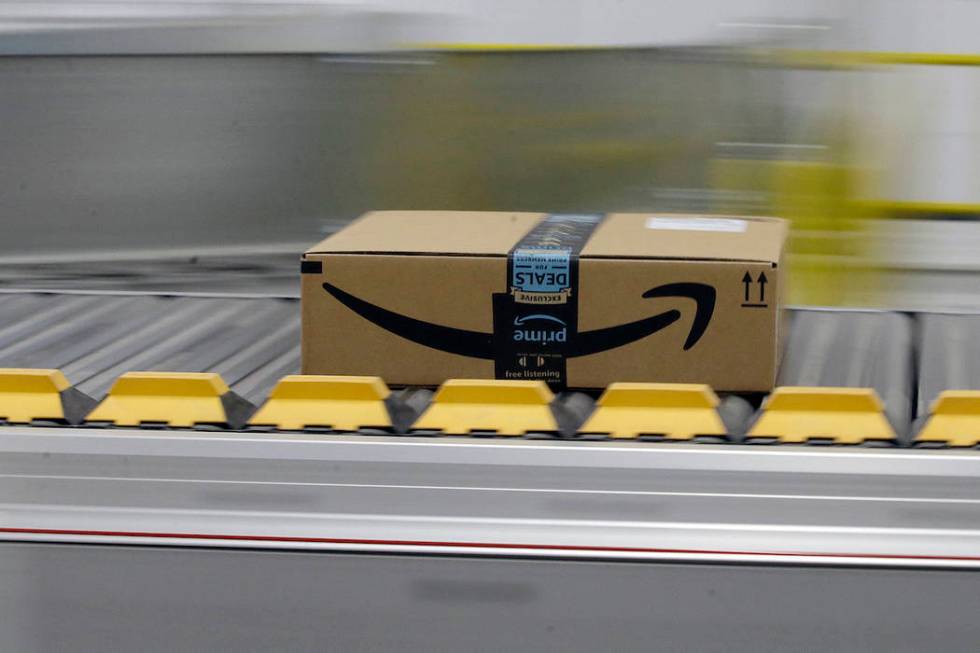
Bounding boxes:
302 211 788 391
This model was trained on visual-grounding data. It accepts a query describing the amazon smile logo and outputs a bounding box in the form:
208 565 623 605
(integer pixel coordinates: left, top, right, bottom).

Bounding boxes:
321 281 716 359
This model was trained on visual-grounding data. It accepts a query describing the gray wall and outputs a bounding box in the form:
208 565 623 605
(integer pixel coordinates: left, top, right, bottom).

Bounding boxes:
0 51 775 255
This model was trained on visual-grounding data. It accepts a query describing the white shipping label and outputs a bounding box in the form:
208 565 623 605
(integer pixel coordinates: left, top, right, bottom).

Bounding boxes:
644 217 747 233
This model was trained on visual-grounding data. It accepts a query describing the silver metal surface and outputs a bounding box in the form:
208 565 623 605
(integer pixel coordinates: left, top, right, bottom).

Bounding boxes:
4 542 980 653
4 427 980 565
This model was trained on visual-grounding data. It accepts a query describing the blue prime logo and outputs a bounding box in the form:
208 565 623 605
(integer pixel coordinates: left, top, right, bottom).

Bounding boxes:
513 314 567 344
512 248 571 294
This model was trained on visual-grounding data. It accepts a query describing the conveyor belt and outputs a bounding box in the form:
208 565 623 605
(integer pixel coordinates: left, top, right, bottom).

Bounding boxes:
3 289 980 650
0 290 975 440
2 289 979 552
0 290 300 403
918 312 980 419
776 308 914 440
0 291 980 548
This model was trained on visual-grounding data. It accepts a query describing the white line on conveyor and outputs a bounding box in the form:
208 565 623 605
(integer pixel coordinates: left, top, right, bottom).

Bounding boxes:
4 473 980 505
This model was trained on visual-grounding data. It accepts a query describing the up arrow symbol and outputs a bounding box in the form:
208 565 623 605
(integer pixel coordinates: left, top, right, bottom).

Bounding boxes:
742 272 753 302
757 271 768 303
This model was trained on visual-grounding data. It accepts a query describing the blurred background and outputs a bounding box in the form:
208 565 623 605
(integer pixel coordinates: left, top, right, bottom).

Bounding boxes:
0 0 977 308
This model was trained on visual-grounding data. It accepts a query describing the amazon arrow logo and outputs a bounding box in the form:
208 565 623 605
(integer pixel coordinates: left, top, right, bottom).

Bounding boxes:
322 281 715 359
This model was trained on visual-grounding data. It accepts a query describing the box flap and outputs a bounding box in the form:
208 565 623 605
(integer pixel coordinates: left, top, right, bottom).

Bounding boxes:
306 211 787 264
306 211 545 256
581 214 786 263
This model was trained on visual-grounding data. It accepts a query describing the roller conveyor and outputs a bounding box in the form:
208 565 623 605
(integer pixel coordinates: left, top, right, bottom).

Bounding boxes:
0 290 300 402
3 288 980 651
776 309 914 439
918 312 980 418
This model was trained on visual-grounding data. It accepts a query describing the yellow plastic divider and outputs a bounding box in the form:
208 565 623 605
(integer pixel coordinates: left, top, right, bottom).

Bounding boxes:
0 368 72 423
86 372 248 428
916 391 980 447
412 379 557 436
580 383 726 440
248 375 391 431
748 386 896 444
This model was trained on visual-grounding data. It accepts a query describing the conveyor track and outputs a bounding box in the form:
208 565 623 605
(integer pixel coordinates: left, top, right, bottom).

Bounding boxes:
3 289 980 651
0 290 975 442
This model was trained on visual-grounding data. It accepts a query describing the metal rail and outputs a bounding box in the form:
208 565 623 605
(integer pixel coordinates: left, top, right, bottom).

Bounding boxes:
4 427 980 566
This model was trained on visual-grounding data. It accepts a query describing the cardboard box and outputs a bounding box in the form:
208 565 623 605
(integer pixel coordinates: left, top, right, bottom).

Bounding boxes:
302 211 788 391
